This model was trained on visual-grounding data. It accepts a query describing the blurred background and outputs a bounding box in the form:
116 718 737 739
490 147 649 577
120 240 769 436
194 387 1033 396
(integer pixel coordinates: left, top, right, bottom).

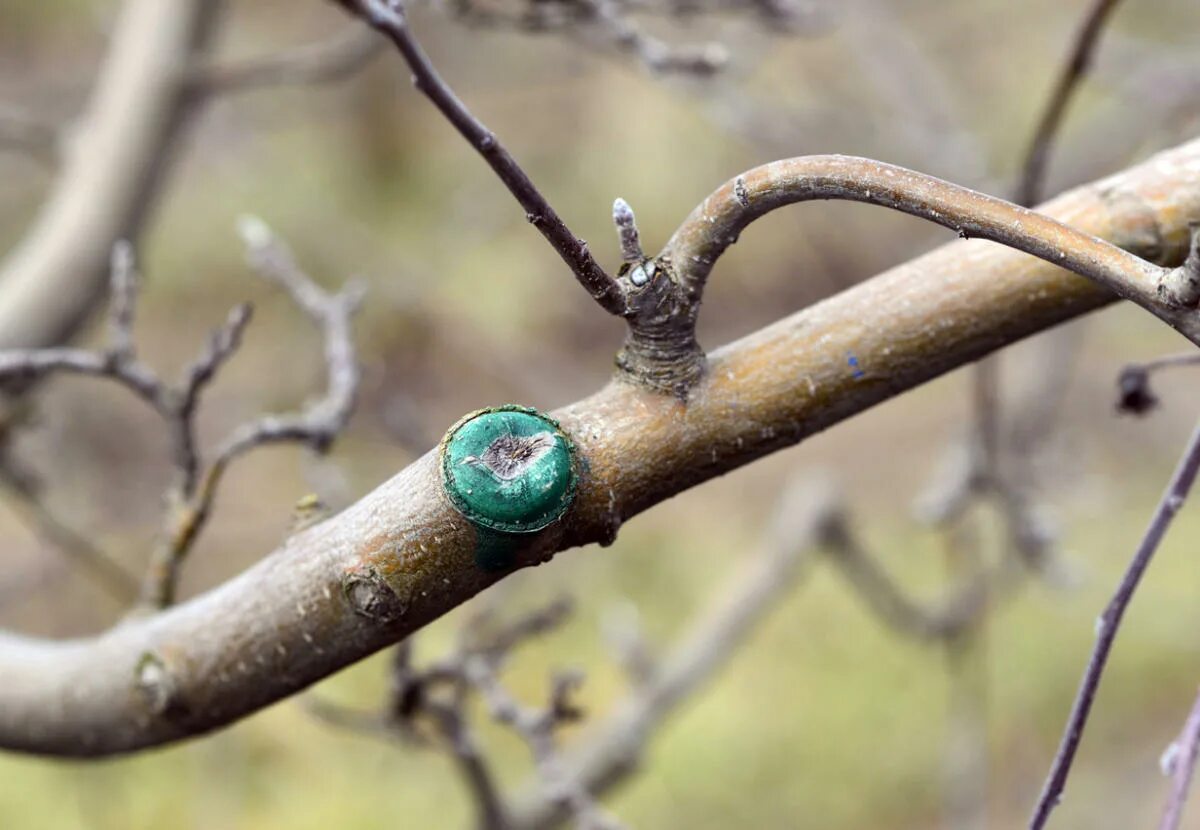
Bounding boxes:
2 0 1200 827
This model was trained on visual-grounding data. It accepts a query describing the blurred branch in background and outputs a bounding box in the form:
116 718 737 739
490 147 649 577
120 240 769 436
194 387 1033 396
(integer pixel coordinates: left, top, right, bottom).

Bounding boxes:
0 0 218 354
423 0 830 76
0 231 363 610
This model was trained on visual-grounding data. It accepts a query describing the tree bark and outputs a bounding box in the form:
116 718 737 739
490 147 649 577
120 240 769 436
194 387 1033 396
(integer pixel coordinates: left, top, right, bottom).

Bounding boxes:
0 136 1197 758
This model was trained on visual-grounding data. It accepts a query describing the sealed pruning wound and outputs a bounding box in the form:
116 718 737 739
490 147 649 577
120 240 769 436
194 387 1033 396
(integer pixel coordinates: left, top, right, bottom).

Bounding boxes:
440 406 578 569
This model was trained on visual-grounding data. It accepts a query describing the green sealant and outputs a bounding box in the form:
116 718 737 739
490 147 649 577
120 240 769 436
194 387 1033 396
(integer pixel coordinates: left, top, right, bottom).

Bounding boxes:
440 406 578 570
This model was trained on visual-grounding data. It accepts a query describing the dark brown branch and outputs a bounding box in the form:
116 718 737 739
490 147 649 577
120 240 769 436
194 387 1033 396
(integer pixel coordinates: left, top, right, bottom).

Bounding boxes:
1028 419 1200 829
336 0 626 316
1159 684 1200 830
1014 0 1126 207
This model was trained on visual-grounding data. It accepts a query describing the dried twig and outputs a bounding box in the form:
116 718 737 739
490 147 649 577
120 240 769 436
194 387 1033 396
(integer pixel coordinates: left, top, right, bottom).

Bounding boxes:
0 235 362 609
142 218 364 608
507 476 840 830
1159 684 1200 830
335 0 627 316
1029 419 1200 829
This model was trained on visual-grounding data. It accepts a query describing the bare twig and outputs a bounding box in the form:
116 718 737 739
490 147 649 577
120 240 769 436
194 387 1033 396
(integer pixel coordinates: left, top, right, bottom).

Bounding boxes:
1159 684 1200 830
651 153 1199 395
572 0 726 76
335 0 626 316
142 217 364 608
467 660 623 830
0 230 361 609
1029 419 1200 829
189 26 385 95
432 0 761 76
507 476 839 830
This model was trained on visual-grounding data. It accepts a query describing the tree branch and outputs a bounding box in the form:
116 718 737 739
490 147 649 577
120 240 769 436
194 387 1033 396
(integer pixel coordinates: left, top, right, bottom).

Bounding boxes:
1028 418 1200 829
0 137 1196 757
336 0 627 316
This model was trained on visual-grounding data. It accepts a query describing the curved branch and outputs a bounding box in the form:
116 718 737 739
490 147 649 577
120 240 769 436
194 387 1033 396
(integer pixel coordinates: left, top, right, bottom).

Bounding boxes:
662 155 1193 338
617 154 1199 393
0 138 1198 758
0 0 216 351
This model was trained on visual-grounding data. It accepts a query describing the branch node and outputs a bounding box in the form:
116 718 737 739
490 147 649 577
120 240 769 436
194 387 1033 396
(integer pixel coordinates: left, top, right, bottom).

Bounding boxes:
135 652 185 717
343 568 408 622
1158 223 1200 308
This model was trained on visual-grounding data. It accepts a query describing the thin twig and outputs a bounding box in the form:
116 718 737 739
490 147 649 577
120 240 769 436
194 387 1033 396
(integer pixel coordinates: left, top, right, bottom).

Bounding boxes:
335 0 627 316
141 218 364 608
1028 419 1200 829
1159 684 1200 830
507 476 839 830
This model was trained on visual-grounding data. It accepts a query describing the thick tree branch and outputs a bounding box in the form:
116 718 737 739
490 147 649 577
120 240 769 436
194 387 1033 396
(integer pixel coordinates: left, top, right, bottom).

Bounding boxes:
0 138 1197 757
617 153 1200 393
